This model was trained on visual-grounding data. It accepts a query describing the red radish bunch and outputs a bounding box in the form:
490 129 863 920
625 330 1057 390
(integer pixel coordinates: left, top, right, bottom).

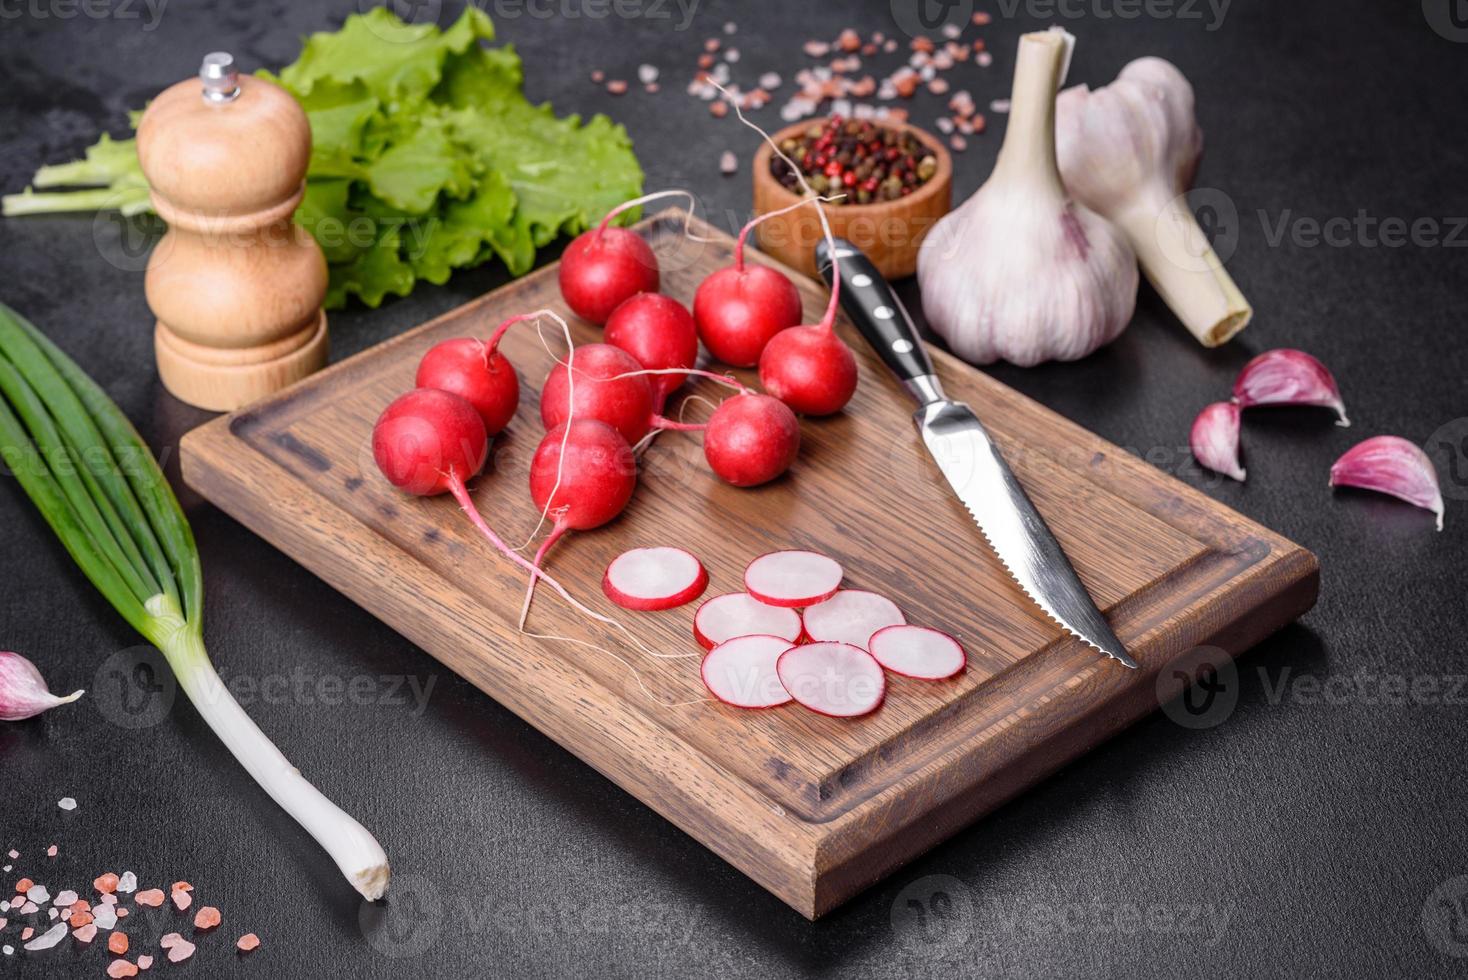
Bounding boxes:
375 311 639 636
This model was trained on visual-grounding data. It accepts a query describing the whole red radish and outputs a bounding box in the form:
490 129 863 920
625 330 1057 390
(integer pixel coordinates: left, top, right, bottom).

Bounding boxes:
703 392 800 487
415 337 520 436
604 293 699 405
372 388 488 496
540 343 659 444
559 222 658 325
693 219 802 367
758 324 858 416
529 419 639 560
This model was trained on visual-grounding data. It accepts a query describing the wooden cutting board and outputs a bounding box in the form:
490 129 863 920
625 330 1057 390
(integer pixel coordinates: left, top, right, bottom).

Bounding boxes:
180 209 1318 919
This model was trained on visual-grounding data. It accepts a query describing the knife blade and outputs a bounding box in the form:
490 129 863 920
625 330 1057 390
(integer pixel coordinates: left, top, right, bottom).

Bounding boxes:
815 238 1136 669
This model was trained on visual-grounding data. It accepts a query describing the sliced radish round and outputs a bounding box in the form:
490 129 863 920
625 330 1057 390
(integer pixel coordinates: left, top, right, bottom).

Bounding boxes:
868 625 967 680
743 551 843 608
801 590 906 648
693 592 803 651
701 635 796 709
776 642 886 718
602 547 709 611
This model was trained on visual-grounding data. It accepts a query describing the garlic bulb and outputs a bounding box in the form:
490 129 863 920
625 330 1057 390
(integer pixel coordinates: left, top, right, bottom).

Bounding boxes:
1056 58 1251 347
919 28 1137 368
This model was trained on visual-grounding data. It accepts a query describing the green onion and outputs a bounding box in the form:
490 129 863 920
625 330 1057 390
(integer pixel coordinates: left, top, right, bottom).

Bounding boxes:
0 301 389 900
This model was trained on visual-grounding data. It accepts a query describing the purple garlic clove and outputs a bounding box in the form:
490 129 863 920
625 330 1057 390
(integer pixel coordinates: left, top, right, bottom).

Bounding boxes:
1190 401 1246 482
1330 436 1445 531
0 651 84 721
1232 349 1349 426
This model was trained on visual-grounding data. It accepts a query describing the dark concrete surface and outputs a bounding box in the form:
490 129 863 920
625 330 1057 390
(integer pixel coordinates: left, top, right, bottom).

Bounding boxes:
2 1 1466 977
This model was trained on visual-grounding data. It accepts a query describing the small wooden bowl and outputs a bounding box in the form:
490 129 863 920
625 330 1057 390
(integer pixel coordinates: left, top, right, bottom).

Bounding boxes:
751 118 952 280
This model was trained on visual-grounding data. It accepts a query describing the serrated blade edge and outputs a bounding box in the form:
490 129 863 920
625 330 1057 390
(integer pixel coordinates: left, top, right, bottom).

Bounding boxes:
917 401 1136 669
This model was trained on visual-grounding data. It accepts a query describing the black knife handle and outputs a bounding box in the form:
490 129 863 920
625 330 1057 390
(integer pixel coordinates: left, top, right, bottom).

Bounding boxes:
815 238 936 388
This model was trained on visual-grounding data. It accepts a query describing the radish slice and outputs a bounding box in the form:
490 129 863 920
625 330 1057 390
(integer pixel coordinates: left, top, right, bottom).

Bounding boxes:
693 593 803 651
602 547 709 611
868 626 967 680
801 590 906 648
776 642 886 717
701 635 796 708
743 551 843 608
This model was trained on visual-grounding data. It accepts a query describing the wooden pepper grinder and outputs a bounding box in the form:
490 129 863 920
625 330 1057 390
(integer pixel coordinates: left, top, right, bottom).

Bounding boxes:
137 52 328 411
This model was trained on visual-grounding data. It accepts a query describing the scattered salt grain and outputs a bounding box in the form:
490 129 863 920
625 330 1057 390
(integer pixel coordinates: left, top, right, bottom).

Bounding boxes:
55 889 78 907
169 890 191 912
0 901 7 912
107 960 139 979
134 890 163 908
637 64 658 85
20 927 32 940
19 901 37 914
137 954 153 970
990 98 1011 113
47 908 57 920
973 11 992 24
236 933 261 952
194 906 221 930
719 151 738 175
159 933 181 949
606 80 628 96
26 884 50 904
116 872 136 894
23 922 67 951
166 938 196 963
108 932 129 955
100 893 117 906
590 69 604 84
977 51 993 68
936 117 955 134
93 903 118 929
950 135 968 152
723 21 736 34
57 798 76 811
46 845 57 857
2 944 12 955
803 40 830 58
8 850 18 859
724 48 740 63
72 922 97 942
2 865 9 872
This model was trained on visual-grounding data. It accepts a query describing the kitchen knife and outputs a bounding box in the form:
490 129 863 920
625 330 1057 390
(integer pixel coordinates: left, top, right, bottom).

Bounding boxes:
815 238 1136 669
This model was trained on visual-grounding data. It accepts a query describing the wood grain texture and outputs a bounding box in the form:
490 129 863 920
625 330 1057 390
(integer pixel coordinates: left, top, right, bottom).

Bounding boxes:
180 209 1319 919
139 72 328 411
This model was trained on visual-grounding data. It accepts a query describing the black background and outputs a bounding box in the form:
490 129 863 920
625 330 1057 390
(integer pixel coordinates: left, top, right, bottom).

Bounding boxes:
3 1 1467 977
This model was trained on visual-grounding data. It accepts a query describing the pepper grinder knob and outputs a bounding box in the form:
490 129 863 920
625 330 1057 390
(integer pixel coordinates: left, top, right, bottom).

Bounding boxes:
199 52 241 103
136 52 328 412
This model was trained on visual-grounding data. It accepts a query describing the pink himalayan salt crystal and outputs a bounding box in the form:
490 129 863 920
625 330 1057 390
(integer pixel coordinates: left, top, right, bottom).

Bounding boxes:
166 939 196 963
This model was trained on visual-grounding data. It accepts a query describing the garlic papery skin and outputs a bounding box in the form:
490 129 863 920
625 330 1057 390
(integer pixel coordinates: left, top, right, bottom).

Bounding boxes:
1190 401 1245 482
918 28 1138 368
1056 57 1251 348
1330 436 1444 531
0 651 83 721
1232 348 1349 426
